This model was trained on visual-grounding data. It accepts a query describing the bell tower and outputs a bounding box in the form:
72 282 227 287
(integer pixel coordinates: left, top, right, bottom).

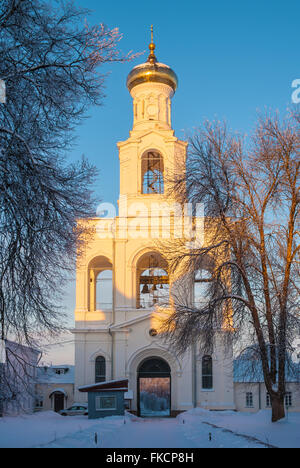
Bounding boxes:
74 28 235 415
117 27 187 205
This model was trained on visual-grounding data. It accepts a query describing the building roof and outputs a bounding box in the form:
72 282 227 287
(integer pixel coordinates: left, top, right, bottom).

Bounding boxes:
5 339 41 357
126 27 178 93
78 379 128 393
37 365 74 384
234 358 300 383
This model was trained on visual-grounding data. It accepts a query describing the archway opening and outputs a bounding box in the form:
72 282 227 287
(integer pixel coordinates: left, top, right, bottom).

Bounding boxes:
137 252 169 309
137 357 171 417
88 256 112 311
96 270 113 310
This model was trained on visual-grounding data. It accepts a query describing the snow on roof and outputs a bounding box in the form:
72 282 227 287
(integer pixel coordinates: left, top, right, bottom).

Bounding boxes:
78 379 128 392
234 358 300 383
5 339 41 356
50 364 72 369
37 365 75 384
49 388 68 397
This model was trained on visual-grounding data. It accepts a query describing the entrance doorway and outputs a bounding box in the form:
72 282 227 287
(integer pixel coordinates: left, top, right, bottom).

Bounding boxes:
138 357 171 417
53 392 65 413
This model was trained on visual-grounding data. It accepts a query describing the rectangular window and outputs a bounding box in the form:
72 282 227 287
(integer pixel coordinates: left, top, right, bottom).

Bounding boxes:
35 398 43 408
285 392 292 407
202 375 213 389
246 392 253 408
202 355 213 390
266 393 271 407
95 396 117 411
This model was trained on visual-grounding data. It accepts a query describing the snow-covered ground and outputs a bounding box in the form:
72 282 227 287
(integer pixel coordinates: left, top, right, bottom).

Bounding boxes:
0 409 299 448
177 408 300 448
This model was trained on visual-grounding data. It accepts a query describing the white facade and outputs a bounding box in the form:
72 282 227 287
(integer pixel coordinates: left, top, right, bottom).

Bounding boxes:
74 38 235 415
234 382 300 413
1 340 40 416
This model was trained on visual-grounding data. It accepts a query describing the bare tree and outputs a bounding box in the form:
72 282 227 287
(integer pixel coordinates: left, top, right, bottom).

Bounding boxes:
0 0 137 387
0 340 41 416
161 114 300 422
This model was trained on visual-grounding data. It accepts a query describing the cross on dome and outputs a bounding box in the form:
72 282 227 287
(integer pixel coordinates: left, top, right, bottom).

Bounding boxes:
147 25 157 64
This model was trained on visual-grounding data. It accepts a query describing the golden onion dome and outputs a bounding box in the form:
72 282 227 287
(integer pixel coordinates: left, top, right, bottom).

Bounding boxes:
126 26 178 93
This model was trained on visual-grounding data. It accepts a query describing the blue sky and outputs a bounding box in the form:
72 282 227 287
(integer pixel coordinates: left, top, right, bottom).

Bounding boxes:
46 0 300 364
69 0 300 206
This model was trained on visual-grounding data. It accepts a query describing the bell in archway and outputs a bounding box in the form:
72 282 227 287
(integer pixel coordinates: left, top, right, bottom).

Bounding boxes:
141 283 150 294
151 283 157 292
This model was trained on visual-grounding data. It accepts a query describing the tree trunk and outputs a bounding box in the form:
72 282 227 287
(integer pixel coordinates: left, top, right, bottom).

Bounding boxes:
271 394 285 422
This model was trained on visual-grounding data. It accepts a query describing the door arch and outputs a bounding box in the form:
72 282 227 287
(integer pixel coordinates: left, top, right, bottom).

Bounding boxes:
50 391 65 413
137 357 171 417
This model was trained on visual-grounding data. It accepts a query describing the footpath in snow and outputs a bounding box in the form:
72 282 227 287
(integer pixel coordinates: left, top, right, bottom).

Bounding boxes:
45 416 264 449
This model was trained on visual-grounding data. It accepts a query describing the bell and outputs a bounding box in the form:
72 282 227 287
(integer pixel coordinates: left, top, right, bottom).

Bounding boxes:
151 283 157 292
160 284 164 289
141 283 150 294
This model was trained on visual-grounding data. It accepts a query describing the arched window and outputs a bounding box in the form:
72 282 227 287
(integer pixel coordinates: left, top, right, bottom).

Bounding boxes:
141 151 164 194
95 356 106 383
202 355 213 389
96 270 113 310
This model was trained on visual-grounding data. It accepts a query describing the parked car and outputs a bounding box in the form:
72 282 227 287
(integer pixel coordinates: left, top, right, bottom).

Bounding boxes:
59 403 88 416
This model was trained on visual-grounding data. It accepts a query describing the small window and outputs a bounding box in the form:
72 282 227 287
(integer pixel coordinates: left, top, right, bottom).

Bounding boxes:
246 392 253 408
202 355 213 389
95 356 106 383
141 151 164 194
266 393 271 407
95 396 117 411
35 398 43 409
285 392 292 407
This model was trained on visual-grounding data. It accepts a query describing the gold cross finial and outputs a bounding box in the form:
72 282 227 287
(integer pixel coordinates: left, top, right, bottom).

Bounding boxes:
147 25 157 63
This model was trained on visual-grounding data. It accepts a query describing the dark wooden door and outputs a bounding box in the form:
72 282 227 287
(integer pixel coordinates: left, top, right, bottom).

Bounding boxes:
54 393 64 412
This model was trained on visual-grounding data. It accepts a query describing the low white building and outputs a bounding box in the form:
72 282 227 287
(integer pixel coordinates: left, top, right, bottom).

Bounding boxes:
0 340 41 416
35 365 74 412
233 358 300 413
